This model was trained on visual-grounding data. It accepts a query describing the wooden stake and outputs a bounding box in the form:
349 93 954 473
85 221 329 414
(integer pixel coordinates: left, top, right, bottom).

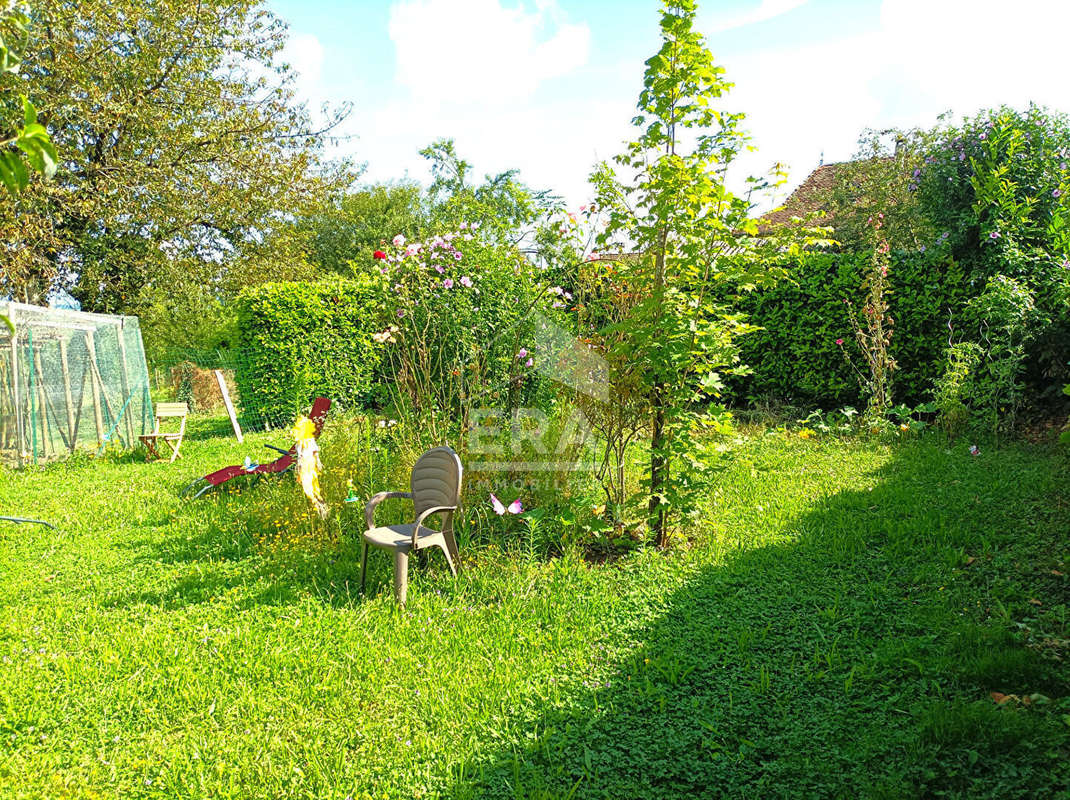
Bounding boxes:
59 339 76 453
215 369 243 443
32 346 52 458
85 330 104 447
116 320 136 445
71 353 87 446
33 350 71 453
10 332 23 468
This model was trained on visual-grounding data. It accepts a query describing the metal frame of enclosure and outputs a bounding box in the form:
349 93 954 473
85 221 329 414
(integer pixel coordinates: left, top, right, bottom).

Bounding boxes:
0 302 152 466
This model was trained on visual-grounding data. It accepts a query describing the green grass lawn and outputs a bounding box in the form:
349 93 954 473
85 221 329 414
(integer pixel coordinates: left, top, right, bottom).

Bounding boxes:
1 419 1067 799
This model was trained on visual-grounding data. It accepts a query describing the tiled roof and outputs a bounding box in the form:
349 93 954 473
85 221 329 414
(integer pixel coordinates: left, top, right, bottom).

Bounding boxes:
757 162 844 228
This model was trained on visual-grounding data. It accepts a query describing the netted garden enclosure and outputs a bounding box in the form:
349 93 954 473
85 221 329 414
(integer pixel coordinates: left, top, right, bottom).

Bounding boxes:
0 302 152 466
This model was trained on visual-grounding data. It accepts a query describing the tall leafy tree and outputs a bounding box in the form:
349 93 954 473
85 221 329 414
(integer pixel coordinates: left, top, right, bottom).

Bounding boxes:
592 0 818 544
290 181 427 275
1 4 57 333
421 137 562 252
0 7 56 196
2 0 352 314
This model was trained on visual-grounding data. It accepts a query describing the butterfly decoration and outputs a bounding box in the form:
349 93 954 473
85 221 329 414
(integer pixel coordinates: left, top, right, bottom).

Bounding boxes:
490 493 523 515
243 456 259 472
969 445 980 457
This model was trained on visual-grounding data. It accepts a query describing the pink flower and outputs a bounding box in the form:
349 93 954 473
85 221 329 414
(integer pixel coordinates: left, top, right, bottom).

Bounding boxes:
443 278 454 289
460 276 473 287
835 338 844 345
517 348 528 358
453 252 462 261
392 234 406 247
397 309 406 318
552 300 565 309
435 264 445 274
525 358 533 367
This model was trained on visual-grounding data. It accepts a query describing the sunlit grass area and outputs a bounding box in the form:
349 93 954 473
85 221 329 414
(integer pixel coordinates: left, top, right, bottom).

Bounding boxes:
1 418 1067 799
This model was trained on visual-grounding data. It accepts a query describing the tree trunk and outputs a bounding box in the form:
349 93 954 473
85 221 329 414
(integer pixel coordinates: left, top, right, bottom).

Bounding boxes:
648 393 667 546
648 235 669 547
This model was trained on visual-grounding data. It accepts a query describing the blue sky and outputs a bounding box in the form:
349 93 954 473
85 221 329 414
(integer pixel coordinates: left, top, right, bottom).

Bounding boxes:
268 0 1070 210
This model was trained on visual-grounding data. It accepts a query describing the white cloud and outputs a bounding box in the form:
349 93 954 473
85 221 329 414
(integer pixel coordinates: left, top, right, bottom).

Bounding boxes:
388 0 590 106
277 0 1070 213
280 32 329 124
714 0 1070 208
281 32 325 99
706 0 810 33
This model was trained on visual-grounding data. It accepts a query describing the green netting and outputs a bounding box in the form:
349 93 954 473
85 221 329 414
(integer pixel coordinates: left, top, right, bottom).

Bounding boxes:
0 302 153 466
148 347 278 432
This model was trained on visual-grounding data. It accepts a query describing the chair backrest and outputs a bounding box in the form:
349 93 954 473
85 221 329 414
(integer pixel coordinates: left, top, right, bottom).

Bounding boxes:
410 446 463 518
156 402 188 419
309 397 332 437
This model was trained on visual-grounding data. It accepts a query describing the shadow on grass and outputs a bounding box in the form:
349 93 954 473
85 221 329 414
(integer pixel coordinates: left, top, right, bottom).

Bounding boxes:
447 439 1070 799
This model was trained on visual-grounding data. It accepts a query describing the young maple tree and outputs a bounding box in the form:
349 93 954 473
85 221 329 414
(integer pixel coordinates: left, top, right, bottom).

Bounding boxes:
591 0 820 545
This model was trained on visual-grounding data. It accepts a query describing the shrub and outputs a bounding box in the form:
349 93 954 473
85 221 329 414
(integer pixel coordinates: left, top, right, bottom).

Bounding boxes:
931 342 983 438
961 275 1038 433
728 250 971 408
235 277 384 427
912 105 1070 394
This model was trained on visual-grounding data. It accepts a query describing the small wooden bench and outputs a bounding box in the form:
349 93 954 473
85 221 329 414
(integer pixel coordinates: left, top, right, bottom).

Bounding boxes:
139 402 188 462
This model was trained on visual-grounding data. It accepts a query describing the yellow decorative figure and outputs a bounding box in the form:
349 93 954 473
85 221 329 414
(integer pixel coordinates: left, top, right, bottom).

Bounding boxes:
292 416 327 518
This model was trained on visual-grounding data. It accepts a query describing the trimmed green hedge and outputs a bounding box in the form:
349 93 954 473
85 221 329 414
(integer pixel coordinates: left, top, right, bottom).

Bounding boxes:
236 277 384 427
729 251 973 408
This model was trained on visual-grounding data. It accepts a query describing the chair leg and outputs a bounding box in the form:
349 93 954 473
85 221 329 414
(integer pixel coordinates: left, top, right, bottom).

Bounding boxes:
393 550 409 606
438 543 457 577
443 529 461 575
360 543 369 593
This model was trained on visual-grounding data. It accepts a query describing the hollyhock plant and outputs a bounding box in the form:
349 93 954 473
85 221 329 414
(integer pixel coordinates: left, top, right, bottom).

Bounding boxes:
370 216 573 444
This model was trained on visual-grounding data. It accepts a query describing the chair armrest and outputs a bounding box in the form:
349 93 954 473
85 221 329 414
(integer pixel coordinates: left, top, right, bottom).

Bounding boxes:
265 444 291 456
413 505 458 547
365 491 413 530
